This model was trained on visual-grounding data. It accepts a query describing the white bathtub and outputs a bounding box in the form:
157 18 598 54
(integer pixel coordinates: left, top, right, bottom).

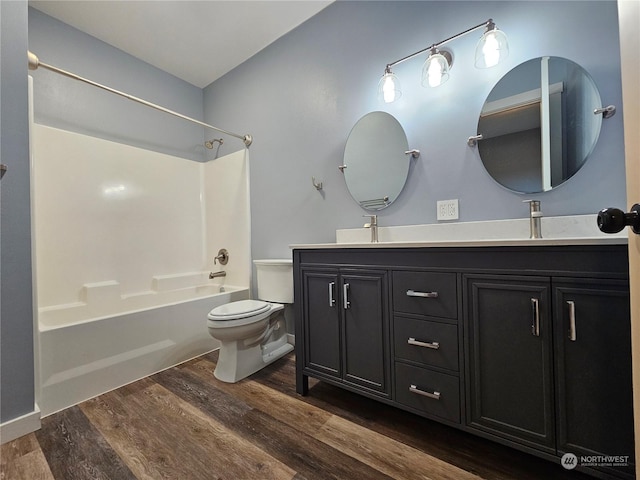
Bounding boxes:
38 284 249 416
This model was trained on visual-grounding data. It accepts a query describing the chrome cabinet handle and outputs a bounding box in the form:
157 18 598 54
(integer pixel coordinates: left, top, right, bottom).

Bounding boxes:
343 283 350 309
409 384 441 400
328 282 336 307
531 298 540 337
408 337 440 350
406 289 439 298
567 300 576 341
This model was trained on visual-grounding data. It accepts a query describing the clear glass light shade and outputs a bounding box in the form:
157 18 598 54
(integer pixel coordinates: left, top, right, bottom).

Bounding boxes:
377 71 401 103
475 27 509 68
421 52 450 88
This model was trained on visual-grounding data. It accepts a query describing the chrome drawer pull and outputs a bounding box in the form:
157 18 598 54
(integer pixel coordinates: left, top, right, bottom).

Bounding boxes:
407 337 440 350
343 283 350 309
328 282 336 307
406 289 439 298
409 384 441 400
567 300 577 341
531 298 540 337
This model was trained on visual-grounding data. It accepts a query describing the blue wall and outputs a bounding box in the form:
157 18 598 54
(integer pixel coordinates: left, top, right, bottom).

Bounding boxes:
203 1 624 260
0 6 208 430
0 0 625 429
28 8 206 161
1 0 34 424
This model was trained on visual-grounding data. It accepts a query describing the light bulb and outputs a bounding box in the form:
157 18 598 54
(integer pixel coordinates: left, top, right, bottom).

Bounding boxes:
427 58 444 87
377 70 401 103
383 75 396 102
421 51 450 88
482 32 500 68
475 26 509 69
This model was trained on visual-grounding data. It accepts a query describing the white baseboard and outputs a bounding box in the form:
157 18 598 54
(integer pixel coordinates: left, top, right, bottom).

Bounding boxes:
0 404 41 444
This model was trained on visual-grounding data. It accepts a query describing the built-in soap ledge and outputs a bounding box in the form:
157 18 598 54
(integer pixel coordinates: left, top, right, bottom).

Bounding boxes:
330 214 627 246
38 272 219 329
81 280 121 307
151 272 211 292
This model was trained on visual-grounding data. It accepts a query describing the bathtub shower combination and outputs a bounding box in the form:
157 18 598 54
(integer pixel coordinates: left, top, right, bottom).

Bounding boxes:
32 123 252 416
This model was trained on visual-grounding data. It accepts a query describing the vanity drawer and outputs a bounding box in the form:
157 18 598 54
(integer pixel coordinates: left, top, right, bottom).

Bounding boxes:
394 316 458 371
393 271 457 320
395 362 460 423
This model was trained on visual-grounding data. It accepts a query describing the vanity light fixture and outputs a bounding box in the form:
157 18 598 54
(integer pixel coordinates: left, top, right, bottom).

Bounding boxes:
378 66 402 103
422 48 452 88
474 20 509 68
378 18 508 102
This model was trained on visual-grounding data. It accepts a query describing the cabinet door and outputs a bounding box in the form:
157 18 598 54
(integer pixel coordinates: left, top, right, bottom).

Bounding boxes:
302 270 341 379
465 275 555 452
341 271 389 394
554 279 634 475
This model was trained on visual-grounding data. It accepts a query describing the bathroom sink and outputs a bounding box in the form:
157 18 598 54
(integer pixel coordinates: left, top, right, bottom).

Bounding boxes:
290 215 628 249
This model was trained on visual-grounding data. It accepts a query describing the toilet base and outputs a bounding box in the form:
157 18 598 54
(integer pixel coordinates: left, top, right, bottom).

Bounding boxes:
213 326 293 383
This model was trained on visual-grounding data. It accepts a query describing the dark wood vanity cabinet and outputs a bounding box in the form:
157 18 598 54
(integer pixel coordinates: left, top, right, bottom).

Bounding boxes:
553 278 634 478
293 245 634 479
299 266 390 398
391 271 463 425
464 275 556 452
464 274 635 477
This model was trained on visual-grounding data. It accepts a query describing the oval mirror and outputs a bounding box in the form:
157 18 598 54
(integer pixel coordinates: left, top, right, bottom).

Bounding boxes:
476 56 603 193
342 111 410 210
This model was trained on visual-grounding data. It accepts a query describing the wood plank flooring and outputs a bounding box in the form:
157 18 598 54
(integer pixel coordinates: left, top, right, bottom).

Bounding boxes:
2 352 592 480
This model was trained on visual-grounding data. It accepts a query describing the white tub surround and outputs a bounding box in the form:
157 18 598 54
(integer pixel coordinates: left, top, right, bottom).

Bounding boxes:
31 124 252 416
291 214 627 249
39 278 236 330
39 286 249 416
31 124 251 310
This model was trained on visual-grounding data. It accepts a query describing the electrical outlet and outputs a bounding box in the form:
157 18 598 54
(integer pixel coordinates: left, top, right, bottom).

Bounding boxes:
437 199 459 221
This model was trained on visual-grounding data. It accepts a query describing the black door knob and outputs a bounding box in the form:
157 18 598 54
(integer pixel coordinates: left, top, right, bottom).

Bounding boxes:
597 204 640 234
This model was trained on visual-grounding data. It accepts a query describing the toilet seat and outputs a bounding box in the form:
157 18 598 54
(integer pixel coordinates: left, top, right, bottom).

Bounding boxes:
207 300 284 330
208 299 271 321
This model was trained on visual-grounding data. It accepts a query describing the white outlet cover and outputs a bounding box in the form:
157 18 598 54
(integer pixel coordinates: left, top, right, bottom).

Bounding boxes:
437 199 459 221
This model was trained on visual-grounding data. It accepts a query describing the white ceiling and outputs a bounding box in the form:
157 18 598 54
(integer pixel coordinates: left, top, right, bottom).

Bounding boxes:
30 1 333 88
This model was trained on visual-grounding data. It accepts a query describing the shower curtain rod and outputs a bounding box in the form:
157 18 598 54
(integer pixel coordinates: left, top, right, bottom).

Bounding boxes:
27 51 253 147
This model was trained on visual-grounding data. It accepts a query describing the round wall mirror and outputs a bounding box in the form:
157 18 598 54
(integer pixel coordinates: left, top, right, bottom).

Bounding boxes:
476 56 603 193
342 111 410 210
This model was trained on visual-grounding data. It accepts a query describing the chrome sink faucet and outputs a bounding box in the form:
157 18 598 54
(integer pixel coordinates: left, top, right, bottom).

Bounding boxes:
363 214 379 243
523 200 543 239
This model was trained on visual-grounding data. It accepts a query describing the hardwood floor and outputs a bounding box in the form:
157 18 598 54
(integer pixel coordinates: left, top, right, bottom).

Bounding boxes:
2 351 592 480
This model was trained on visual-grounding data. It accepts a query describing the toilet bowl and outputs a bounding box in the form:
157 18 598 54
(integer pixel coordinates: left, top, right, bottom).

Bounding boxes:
206 259 294 383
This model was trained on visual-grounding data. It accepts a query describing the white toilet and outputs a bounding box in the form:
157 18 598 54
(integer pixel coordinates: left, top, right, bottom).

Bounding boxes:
206 259 294 383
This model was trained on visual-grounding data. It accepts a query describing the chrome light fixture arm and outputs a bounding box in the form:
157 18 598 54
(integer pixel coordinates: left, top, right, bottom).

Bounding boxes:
384 19 494 70
378 19 507 102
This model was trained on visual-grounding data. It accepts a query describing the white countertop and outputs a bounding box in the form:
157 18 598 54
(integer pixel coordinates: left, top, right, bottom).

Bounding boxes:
290 215 628 249
290 237 627 249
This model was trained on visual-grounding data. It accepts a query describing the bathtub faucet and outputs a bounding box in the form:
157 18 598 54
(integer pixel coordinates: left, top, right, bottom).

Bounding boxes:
209 270 226 279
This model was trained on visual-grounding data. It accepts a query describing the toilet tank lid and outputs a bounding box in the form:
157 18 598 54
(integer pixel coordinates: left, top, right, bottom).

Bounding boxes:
253 259 292 266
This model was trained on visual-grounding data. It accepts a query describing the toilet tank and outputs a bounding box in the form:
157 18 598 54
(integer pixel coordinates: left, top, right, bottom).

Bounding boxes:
254 259 293 303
